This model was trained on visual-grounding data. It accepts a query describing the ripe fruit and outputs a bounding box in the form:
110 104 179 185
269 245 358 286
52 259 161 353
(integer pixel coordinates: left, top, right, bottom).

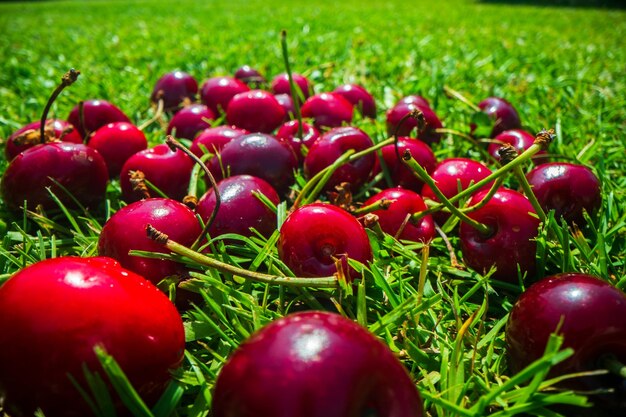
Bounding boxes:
476 97 522 138
487 129 540 162
98 198 201 284
150 70 198 112
5 119 82 161
274 93 295 119
270 72 312 101
190 125 249 157
67 99 131 138
212 311 423 417
199 76 250 115
234 65 265 87
332 84 376 118
226 90 286 133
301 93 354 130
0 256 185 417
278 203 372 278
166 103 215 140
385 98 443 145
275 120 320 163
87 121 148 177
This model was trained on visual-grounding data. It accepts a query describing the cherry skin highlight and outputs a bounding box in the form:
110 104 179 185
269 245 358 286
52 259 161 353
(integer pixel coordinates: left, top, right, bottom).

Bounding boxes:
274 93 295 120
87 121 148 177
190 125 249 158
385 99 442 145
199 76 250 115
5 119 82 161
226 90 286 133
270 72 312 101
150 70 198 112
67 99 131 138
275 120 321 163
234 65 266 87
166 103 215 140
300 93 354 130
487 129 541 163
332 84 376 118
476 97 522 138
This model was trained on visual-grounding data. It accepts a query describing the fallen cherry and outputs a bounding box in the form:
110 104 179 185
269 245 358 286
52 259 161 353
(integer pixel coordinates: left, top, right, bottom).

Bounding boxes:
226 90 286 133
5 119 82 161
190 125 249 158
87 121 148 177
271 72 312 101
200 76 250 115
67 99 131 139
301 93 354 130
150 70 198 112
476 97 522 138
332 84 376 118
386 98 443 145
276 120 321 163
166 103 215 140
234 65 266 87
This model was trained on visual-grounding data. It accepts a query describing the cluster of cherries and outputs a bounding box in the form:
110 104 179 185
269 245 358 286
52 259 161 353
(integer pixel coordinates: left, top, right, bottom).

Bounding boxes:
0 58 623 417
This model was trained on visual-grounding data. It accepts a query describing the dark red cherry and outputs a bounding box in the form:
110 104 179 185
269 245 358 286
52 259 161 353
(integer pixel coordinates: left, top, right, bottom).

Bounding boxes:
98 198 201 284
526 162 601 225
0 256 185 417
421 158 493 224
363 188 435 243
300 93 354 130
150 70 198 112
459 188 539 282
371 137 437 192
303 126 375 192
332 84 376 118
278 203 372 278
234 65 266 87
207 133 297 195
199 76 250 115
1 142 108 211
385 99 443 145
67 99 131 138
226 90 286 133
5 119 82 161
270 73 312 101
477 97 522 138
212 311 423 417
196 175 279 240
488 129 543 162
274 93 295 120
399 95 430 108
120 144 194 203
87 121 148 177
190 125 249 158
275 120 321 163
166 104 215 140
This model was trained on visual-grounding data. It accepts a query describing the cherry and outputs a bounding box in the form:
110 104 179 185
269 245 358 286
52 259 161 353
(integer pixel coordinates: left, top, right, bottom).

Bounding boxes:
226 90 286 133
459 188 540 282
399 95 431 108
421 157 493 224
234 65 266 87
190 125 249 158
120 144 194 203
371 137 437 192
274 93 295 119
150 70 198 112
270 72 312 101
332 84 376 118
476 97 522 138
278 203 372 278
1 142 109 211
300 93 354 130
275 120 320 163
207 133 297 195
364 188 435 243
166 103 215 140
385 99 443 145
67 99 131 138
526 162 601 225
5 119 82 161
199 76 250 115
212 311 423 417
196 175 279 240
87 121 148 177
303 126 375 192
487 129 543 162
0 256 185 417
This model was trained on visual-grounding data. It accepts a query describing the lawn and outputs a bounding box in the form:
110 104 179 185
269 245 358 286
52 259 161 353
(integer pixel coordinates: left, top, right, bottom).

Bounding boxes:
0 0 625 416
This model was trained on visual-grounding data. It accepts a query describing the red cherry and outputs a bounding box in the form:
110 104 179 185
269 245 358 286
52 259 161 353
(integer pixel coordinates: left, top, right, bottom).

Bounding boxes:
166 104 215 140
275 120 321 163
364 188 435 243
5 119 82 161
190 125 249 158
0 256 185 417
459 188 540 282
477 97 522 138
270 73 312 100
199 76 250 115
234 65 266 87
67 99 131 138
87 121 148 177
212 311 423 417
226 90 286 133
278 203 372 278
385 99 443 145
301 93 354 130
399 95 430 108
150 70 198 112
98 198 201 284
487 129 540 162
274 93 295 120
332 84 376 118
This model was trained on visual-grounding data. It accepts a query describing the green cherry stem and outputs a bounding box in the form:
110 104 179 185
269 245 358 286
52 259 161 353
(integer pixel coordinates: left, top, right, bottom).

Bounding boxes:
352 198 392 216
280 29 304 139
599 355 626 379
443 85 480 112
146 224 339 288
40 69 80 144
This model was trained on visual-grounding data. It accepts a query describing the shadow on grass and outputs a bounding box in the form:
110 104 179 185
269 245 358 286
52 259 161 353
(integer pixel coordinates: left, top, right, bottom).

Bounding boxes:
478 0 626 9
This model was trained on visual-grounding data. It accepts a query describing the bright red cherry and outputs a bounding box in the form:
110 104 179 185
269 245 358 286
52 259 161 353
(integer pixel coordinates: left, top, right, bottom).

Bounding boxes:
301 93 354 130
270 73 312 101
274 93 295 119
487 129 543 162
385 99 443 145
199 76 250 115
213 311 423 417
278 203 372 278
226 90 286 133
364 188 435 243
5 119 82 161
98 198 201 284
399 95 430 108
303 126 375 192
190 125 249 158
476 97 522 138
87 121 148 177
459 188 540 282
234 65 266 87
67 99 131 138
150 70 198 112
275 120 321 163
332 84 376 118
526 162 601 225
0 256 185 417
166 104 215 140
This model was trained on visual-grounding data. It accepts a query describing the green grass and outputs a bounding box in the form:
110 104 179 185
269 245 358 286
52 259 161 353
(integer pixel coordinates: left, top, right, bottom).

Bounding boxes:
1 0 626 416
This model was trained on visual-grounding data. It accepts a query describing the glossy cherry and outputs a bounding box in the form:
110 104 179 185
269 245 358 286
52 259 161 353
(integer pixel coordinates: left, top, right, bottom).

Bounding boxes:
459 188 540 282
399 95 430 108
87 121 148 177
487 129 539 162
226 90 286 133
199 76 250 115
67 99 131 138
274 93 295 119
332 84 376 118
166 103 215 140
275 120 320 163
270 72 312 101
300 93 354 130
385 99 442 145
234 65 266 87
303 126 375 192
278 203 372 278
150 70 198 112
5 119 82 161
190 125 249 158
364 188 435 243
0 256 185 417
526 162 601 225
476 97 522 138
1 142 109 211
213 311 423 417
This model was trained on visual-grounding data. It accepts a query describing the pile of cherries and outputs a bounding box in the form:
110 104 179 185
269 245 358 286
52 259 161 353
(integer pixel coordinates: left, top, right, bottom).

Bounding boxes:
0 60 622 417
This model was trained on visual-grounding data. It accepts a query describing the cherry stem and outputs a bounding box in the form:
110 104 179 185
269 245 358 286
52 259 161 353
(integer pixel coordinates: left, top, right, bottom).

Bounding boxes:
165 136 221 251
352 198 391 216
443 85 480 112
599 355 626 379
138 98 164 131
298 149 355 208
435 127 498 164
402 150 492 236
146 224 339 288
40 69 80 144
280 29 304 139
459 177 504 214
